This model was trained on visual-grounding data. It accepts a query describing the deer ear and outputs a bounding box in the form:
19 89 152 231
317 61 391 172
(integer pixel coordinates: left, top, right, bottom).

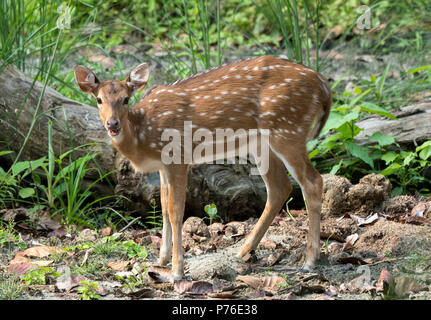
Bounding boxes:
126 63 149 92
74 66 100 94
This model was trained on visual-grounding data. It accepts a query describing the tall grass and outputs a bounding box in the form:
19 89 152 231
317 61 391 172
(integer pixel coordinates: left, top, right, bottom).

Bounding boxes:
261 0 323 70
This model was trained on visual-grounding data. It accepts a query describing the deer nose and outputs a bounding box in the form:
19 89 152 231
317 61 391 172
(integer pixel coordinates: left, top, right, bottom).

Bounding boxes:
107 119 120 130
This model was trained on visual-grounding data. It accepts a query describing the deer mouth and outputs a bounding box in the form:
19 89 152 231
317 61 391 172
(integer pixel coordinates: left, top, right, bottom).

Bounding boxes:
108 128 121 137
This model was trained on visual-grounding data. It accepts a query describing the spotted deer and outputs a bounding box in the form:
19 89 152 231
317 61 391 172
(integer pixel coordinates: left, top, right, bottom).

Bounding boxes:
74 55 332 281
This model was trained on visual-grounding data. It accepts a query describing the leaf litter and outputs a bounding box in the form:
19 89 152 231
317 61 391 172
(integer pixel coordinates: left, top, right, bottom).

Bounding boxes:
2 187 431 300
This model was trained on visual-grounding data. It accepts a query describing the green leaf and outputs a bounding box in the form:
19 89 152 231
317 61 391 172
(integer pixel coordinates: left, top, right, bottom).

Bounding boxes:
321 112 359 134
381 152 398 164
381 163 401 176
416 141 431 160
354 87 362 95
12 158 47 177
419 146 431 160
308 149 319 160
329 161 343 175
402 152 416 167
368 132 396 146
204 204 218 218
407 65 431 74
0 150 14 157
360 102 397 120
19 188 35 199
336 122 362 138
344 141 374 168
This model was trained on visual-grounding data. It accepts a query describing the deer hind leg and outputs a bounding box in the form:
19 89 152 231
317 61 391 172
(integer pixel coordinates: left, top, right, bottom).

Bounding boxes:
163 164 189 281
270 142 323 271
158 170 172 265
237 150 291 259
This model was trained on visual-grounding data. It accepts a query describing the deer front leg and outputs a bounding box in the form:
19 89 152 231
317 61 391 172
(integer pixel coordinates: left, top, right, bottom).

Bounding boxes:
158 170 172 265
164 165 189 281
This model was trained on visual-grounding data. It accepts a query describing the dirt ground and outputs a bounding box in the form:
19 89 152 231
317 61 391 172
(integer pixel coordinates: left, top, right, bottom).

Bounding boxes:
1 174 431 300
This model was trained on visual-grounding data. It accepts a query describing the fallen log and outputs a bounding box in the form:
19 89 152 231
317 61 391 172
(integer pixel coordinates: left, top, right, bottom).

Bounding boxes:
356 101 431 146
0 62 115 180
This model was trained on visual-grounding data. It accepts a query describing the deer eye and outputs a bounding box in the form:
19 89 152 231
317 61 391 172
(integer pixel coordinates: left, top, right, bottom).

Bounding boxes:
123 97 129 104
96 97 102 104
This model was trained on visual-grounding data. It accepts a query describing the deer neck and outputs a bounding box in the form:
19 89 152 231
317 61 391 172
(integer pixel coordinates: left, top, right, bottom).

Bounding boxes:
110 112 140 161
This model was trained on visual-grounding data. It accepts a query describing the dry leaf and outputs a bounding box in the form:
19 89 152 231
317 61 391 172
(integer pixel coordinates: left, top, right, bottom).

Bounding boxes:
345 233 359 246
22 246 63 258
376 268 395 294
174 280 213 295
403 215 427 225
341 212 379 226
236 275 287 293
9 251 54 271
343 233 359 250
394 277 428 297
8 262 34 275
100 227 112 237
263 250 285 267
151 235 162 246
107 261 130 271
236 275 262 290
411 203 426 217
47 226 67 238
208 290 238 299
261 275 287 292
208 222 224 236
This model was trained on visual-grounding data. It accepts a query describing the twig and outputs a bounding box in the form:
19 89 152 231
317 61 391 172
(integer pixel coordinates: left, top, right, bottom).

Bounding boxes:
119 217 141 233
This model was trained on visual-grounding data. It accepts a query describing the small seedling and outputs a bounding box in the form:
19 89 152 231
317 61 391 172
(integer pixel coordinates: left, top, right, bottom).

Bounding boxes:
284 197 296 221
77 280 101 300
145 198 162 229
204 204 222 225
322 232 334 255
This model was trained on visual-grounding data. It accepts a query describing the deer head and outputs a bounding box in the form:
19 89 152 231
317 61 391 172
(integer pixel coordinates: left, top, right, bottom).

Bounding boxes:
74 63 149 137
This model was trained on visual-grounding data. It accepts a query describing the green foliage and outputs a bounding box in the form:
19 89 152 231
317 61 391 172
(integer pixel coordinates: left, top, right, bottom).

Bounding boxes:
380 141 431 196
0 272 23 300
0 221 26 250
77 280 101 300
1 121 117 227
21 266 60 286
145 198 162 229
311 83 397 177
118 240 148 260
